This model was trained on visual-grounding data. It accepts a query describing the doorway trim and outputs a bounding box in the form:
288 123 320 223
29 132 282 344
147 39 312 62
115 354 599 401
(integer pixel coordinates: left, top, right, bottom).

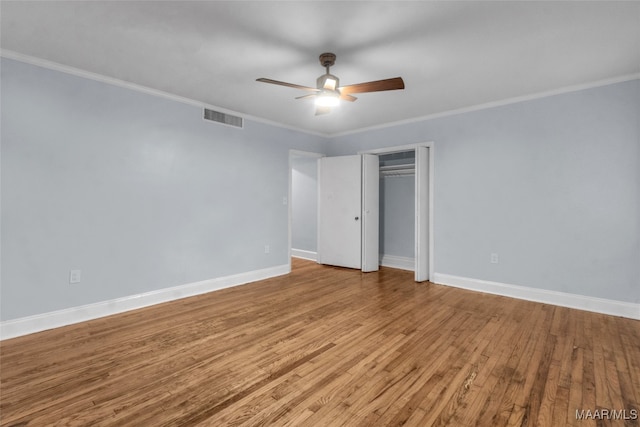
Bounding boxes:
358 142 435 281
288 149 325 272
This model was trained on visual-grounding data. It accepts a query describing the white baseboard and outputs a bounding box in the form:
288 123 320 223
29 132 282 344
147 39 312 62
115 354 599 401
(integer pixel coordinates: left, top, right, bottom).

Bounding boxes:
0 264 290 340
291 249 317 261
433 273 640 320
380 255 415 271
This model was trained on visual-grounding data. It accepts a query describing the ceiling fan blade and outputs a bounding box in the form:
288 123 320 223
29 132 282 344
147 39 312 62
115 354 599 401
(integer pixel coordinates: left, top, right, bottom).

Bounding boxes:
256 78 319 92
339 94 357 102
315 106 331 116
339 77 405 95
295 94 318 100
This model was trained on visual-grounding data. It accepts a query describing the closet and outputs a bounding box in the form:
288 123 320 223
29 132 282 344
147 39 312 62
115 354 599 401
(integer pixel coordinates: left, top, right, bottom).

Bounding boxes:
365 144 430 282
379 151 416 271
315 145 430 282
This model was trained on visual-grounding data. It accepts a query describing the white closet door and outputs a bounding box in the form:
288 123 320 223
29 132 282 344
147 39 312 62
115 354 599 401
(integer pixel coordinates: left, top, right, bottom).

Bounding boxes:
317 155 362 269
415 146 429 281
361 154 379 272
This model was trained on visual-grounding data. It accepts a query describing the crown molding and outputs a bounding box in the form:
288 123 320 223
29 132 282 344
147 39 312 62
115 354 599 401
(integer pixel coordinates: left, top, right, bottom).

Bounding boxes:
329 73 640 138
2 49 637 139
0 49 329 139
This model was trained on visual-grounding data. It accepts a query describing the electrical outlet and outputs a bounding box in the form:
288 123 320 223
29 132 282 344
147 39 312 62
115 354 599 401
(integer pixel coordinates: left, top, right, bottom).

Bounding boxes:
264 245 270 254
69 269 82 284
490 253 499 264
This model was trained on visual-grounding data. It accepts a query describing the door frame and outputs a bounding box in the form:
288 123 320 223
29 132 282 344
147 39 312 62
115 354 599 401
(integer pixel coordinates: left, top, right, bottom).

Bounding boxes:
359 142 435 281
288 150 325 272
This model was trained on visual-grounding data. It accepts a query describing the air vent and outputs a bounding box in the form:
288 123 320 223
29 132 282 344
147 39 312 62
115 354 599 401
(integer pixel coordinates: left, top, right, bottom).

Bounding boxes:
203 108 243 128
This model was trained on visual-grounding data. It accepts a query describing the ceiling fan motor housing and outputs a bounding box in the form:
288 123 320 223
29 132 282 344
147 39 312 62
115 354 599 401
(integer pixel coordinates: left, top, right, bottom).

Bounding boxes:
319 52 336 68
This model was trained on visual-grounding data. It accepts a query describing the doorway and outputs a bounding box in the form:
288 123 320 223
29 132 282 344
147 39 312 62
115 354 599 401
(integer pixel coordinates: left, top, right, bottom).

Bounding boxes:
288 150 324 270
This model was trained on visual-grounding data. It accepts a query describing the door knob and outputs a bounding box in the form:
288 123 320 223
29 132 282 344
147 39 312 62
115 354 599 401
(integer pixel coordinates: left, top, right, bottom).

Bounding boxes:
355 216 359 221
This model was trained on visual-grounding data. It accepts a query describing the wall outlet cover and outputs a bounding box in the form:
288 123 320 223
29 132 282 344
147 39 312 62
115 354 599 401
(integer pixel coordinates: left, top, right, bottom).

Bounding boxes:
69 269 82 284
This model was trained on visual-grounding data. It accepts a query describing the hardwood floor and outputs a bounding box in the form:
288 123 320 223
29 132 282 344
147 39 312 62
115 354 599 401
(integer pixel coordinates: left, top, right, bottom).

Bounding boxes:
1 258 638 426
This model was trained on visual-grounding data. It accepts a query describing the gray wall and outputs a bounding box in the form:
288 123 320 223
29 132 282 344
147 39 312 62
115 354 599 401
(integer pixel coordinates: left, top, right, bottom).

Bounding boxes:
380 175 415 258
0 58 327 321
291 155 319 252
328 80 640 304
2 56 637 323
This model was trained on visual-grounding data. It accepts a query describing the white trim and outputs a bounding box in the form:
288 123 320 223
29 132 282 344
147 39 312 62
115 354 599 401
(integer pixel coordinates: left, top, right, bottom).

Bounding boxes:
433 273 640 320
332 73 640 137
428 144 435 282
4 49 637 140
291 249 318 261
358 142 430 155
0 264 290 340
380 255 415 271
0 49 328 138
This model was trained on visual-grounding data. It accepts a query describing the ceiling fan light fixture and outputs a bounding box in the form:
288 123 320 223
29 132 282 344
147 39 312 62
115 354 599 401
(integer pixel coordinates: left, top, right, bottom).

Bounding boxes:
317 73 339 91
256 52 405 115
315 90 340 107
324 77 337 90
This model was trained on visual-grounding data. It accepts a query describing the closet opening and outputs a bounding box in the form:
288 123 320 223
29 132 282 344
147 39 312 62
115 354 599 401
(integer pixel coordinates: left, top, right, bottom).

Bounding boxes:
288 150 324 270
379 151 416 272
360 142 433 282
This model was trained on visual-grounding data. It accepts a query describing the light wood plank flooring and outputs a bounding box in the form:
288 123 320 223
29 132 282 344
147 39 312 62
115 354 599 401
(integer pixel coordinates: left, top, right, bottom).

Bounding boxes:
1 259 639 426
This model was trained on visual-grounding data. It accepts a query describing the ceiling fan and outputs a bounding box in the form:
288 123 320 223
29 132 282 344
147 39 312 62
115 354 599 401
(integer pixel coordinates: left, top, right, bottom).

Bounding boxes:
256 52 405 116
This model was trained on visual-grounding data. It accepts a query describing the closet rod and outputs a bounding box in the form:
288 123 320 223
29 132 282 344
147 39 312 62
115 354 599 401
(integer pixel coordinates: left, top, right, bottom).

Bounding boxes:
381 164 414 171
380 164 415 177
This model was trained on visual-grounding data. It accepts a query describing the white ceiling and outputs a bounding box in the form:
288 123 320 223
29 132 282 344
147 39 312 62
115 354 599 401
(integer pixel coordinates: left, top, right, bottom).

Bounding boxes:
1 1 639 136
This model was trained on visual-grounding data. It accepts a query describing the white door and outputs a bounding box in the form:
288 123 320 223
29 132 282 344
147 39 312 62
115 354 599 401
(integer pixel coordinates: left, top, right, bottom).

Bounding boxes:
361 154 379 272
317 155 379 271
317 155 362 269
